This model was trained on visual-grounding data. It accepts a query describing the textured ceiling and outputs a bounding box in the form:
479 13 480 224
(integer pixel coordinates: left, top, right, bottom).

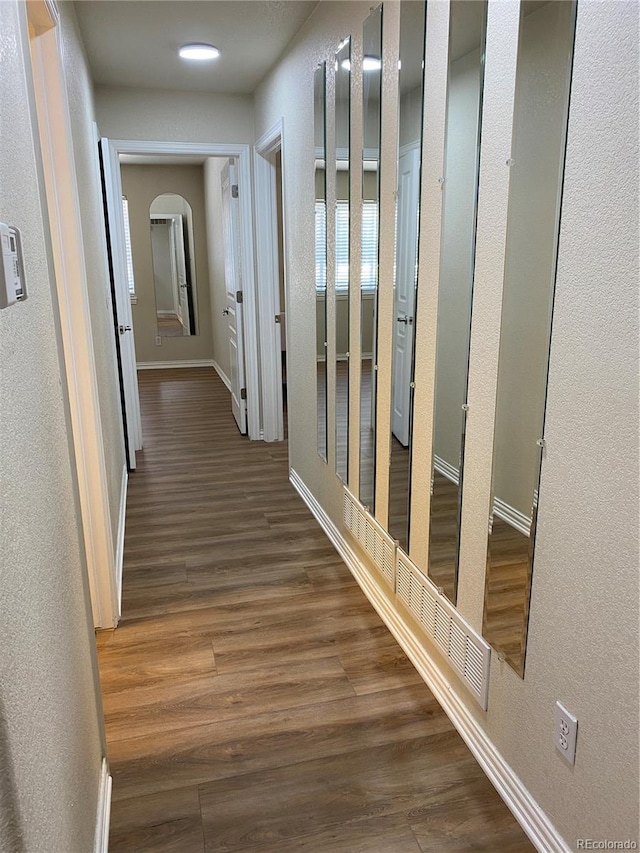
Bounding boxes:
74 0 320 95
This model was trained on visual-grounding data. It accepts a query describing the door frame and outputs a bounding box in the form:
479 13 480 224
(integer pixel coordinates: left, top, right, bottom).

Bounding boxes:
103 139 261 441
254 120 286 442
27 3 121 628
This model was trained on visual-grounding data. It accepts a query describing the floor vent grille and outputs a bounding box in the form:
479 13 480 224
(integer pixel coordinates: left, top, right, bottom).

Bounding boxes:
396 549 491 710
343 489 395 591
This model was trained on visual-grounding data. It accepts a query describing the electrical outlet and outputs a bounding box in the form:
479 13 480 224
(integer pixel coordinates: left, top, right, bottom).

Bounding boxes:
155 336 162 346
555 701 578 765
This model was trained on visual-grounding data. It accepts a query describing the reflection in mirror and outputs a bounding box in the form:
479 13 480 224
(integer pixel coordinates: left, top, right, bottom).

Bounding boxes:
335 37 351 483
388 0 427 551
150 193 198 336
484 0 576 676
314 62 328 461
428 0 487 602
359 4 382 510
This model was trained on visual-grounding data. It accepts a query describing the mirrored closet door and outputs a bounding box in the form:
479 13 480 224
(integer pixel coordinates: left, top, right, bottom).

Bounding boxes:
483 0 577 676
427 0 487 603
388 0 427 551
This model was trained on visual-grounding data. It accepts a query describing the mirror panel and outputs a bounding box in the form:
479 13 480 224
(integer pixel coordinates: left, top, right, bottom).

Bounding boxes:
484 0 577 676
150 193 198 337
359 4 383 510
335 37 351 483
388 0 427 551
427 0 487 602
314 62 328 461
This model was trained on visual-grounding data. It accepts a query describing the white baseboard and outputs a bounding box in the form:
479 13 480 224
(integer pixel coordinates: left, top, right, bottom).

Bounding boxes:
289 467 570 853
493 496 531 537
212 359 232 392
94 758 112 853
434 456 532 537
135 359 233 395
433 454 459 485
137 359 215 370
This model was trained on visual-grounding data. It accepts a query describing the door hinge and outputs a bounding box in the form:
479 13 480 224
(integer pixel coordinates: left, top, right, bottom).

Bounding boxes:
236 290 243 304
231 184 239 199
240 387 247 400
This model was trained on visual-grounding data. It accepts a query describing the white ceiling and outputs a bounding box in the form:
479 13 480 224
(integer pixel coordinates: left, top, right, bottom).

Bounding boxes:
74 0 320 95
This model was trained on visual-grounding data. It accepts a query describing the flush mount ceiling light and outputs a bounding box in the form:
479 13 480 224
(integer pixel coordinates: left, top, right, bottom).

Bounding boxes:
179 43 220 61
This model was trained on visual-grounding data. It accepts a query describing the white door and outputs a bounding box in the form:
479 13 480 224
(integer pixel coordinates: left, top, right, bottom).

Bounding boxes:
99 137 142 468
391 147 420 447
171 215 191 334
221 161 247 434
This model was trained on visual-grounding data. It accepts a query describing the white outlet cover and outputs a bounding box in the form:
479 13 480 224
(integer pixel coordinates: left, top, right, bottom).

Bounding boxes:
555 700 578 765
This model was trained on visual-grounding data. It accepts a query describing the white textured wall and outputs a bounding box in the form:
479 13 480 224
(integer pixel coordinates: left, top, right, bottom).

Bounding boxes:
254 0 639 846
121 164 214 363
204 157 233 381
59 3 127 544
95 86 255 144
0 3 104 850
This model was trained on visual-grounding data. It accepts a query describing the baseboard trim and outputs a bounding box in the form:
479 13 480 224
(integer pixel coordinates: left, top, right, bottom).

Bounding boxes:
433 456 532 537
289 467 570 853
135 359 234 394
212 359 232 392
137 359 215 370
434 454 459 485
94 758 112 853
493 496 531 537
115 464 127 619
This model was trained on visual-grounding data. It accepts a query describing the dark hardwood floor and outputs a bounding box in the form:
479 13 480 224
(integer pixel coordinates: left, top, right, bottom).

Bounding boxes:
96 368 533 853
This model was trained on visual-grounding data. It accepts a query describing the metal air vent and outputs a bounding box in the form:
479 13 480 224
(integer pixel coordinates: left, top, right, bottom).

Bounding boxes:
396 549 491 710
343 488 395 591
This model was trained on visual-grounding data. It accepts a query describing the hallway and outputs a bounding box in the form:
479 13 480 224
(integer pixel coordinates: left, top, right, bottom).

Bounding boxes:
96 368 533 852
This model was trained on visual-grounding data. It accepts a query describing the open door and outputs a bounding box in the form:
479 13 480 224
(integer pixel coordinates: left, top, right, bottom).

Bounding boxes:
221 160 247 434
99 137 142 468
172 215 192 334
392 147 420 446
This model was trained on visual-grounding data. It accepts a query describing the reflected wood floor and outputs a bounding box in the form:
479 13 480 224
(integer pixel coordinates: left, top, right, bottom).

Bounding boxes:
484 520 531 674
96 368 533 853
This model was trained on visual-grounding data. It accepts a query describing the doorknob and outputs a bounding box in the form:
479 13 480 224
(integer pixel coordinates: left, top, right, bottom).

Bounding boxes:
118 324 132 334
222 308 230 316
396 315 413 325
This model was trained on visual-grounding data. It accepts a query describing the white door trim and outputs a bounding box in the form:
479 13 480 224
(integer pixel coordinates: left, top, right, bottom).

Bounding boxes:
254 120 286 442
107 139 261 440
28 10 120 629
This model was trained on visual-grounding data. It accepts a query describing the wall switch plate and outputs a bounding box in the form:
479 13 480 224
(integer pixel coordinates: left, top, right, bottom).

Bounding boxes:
155 336 162 346
0 223 26 308
555 701 578 764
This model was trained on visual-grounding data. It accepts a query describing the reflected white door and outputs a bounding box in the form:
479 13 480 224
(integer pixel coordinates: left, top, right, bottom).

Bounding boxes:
99 137 142 468
221 161 247 434
392 147 420 447
172 215 191 334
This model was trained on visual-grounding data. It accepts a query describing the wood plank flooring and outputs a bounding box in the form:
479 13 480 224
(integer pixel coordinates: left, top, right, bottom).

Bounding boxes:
96 367 534 853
